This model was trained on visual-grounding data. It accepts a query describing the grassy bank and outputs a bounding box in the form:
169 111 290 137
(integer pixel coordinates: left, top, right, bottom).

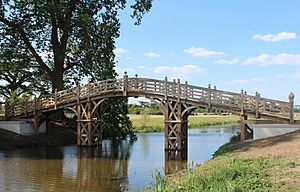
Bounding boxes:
129 114 239 133
151 130 300 192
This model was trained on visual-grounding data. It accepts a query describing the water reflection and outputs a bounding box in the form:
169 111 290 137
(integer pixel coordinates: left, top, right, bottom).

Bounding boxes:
0 140 134 192
0 125 238 191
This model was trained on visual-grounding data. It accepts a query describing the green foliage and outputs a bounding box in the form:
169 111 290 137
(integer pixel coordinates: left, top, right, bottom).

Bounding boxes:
6 91 32 105
128 104 142 114
0 0 153 91
213 134 240 157
0 0 153 140
102 98 135 140
128 101 163 115
0 31 49 101
152 170 166 192
130 115 239 133
160 157 277 192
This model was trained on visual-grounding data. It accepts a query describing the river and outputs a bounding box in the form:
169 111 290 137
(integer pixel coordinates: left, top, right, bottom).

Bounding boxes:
0 125 238 192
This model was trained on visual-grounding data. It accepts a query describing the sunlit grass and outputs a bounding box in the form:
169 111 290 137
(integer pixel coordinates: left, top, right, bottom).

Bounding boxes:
158 156 282 192
129 114 239 133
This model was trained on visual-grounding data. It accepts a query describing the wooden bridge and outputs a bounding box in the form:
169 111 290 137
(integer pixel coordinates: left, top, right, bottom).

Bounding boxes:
4 72 296 158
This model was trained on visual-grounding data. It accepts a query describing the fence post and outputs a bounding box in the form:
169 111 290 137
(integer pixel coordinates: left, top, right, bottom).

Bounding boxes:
164 77 168 100
255 91 260 118
54 88 58 109
135 74 138 89
87 81 91 101
184 81 188 99
76 82 80 104
289 92 295 124
177 79 181 101
208 84 211 108
240 89 244 114
123 71 128 96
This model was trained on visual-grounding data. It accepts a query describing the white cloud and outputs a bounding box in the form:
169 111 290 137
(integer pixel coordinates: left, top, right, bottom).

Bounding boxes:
214 58 239 65
183 47 224 57
244 53 300 65
229 77 267 84
276 74 284 79
153 64 205 78
144 51 161 58
114 48 129 56
252 32 296 42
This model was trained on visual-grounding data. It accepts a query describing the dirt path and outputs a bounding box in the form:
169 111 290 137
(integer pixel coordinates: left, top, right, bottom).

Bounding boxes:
231 130 300 162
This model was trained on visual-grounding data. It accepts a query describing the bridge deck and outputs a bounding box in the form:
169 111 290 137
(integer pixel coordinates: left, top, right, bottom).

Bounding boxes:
5 76 295 123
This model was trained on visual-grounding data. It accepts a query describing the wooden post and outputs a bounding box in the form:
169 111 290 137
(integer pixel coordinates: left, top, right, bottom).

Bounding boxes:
184 81 188 99
164 77 168 100
240 114 248 141
54 88 58 109
177 79 181 101
164 101 169 151
163 100 189 161
77 104 81 146
123 71 128 96
208 84 211 108
87 81 91 101
87 101 92 146
76 82 80 104
76 82 81 146
240 89 244 114
289 92 295 124
255 92 260 118
135 74 138 89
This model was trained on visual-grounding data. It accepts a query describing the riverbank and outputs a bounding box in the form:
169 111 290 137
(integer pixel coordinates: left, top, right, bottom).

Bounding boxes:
130 114 239 133
156 130 300 191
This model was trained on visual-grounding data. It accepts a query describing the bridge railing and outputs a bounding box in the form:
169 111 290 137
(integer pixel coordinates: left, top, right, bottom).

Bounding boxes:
5 75 294 122
126 77 292 119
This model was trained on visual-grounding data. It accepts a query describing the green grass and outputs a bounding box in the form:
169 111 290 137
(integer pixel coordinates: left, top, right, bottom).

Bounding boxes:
159 156 279 192
150 133 300 192
129 114 239 133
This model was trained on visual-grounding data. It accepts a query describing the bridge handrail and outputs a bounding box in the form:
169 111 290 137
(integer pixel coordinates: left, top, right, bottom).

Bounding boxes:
5 76 294 121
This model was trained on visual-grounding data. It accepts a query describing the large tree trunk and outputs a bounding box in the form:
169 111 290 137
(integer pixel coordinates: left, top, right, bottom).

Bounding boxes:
50 68 64 92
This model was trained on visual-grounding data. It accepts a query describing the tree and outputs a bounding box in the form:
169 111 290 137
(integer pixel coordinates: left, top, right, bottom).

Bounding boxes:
0 28 50 101
0 0 153 140
0 0 152 92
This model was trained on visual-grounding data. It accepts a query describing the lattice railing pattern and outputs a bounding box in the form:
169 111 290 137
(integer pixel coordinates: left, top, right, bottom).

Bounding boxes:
6 75 294 121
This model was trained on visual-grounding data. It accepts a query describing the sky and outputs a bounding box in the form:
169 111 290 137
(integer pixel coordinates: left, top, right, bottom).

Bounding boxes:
115 0 300 104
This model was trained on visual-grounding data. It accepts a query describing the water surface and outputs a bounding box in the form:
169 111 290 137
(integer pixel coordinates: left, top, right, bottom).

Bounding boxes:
0 125 238 191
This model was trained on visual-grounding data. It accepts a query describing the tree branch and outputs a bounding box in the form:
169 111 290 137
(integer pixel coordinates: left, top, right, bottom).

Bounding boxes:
60 0 77 55
0 16 52 75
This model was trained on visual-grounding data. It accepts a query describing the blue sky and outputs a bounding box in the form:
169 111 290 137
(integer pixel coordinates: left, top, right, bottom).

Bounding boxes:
115 0 300 104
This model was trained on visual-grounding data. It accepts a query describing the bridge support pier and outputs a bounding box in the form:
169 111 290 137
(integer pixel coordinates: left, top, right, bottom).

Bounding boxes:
76 99 106 146
163 100 189 160
240 114 252 141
